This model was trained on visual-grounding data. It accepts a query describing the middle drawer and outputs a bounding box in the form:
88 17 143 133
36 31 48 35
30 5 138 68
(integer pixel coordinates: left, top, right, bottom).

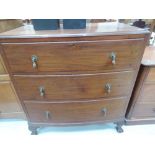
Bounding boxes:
14 71 134 101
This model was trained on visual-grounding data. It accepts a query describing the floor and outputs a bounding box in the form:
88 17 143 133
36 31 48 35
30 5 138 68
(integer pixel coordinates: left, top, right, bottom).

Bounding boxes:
0 119 155 155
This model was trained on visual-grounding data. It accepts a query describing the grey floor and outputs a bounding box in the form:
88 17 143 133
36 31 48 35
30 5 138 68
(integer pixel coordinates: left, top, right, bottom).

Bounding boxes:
0 119 155 155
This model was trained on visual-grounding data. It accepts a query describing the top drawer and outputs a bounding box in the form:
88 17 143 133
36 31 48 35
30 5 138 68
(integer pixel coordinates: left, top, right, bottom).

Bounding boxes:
2 39 144 74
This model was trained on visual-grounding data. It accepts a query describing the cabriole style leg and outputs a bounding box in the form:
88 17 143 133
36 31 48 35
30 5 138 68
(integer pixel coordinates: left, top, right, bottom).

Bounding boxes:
115 121 124 133
28 125 38 135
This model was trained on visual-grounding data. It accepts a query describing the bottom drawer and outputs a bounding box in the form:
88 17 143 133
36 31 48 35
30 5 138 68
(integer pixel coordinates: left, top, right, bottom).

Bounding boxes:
24 97 127 124
132 103 155 118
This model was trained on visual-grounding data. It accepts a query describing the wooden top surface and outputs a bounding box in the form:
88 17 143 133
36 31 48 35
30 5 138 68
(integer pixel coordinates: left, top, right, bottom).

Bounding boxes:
142 46 155 66
0 22 149 39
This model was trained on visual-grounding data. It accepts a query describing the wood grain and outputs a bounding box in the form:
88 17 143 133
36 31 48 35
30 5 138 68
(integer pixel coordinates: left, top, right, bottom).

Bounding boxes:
126 66 149 118
0 23 149 133
0 112 26 119
0 55 7 74
2 39 144 74
24 97 127 124
146 68 155 82
137 83 155 102
0 81 24 116
0 74 10 81
131 103 155 118
126 47 155 124
0 22 149 39
13 71 134 101
0 53 25 119
0 19 23 33
142 46 155 66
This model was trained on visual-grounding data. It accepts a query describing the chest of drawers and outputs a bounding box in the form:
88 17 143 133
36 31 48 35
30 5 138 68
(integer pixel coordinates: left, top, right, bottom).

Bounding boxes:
0 22 149 134
126 46 155 124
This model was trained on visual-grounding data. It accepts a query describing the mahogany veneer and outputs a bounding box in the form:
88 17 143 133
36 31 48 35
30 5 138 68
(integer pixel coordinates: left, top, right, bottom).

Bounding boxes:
126 46 155 124
0 55 25 119
0 22 149 134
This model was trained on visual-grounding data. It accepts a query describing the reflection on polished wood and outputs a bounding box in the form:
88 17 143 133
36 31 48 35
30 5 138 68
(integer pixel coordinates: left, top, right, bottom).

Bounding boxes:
126 46 155 125
0 22 148 38
0 22 149 134
142 46 155 66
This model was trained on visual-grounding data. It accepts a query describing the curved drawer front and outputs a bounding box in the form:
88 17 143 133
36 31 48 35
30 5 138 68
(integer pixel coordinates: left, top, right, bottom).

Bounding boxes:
24 97 127 124
14 71 134 101
3 39 143 74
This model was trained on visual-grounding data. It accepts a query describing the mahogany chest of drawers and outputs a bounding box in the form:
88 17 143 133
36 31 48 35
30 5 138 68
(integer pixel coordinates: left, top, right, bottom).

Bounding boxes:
126 46 155 124
0 22 149 134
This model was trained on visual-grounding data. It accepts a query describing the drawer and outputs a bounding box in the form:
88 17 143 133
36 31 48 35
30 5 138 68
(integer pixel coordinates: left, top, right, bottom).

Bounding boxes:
3 39 143 74
137 84 155 102
24 97 127 124
14 71 134 101
132 103 155 118
0 81 23 114
146 67 155 83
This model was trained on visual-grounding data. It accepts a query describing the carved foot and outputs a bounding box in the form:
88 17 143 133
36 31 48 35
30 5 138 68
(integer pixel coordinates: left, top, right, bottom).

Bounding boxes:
116 125 124 133
115 121 124 133
28 125 38 135
31 129 38 135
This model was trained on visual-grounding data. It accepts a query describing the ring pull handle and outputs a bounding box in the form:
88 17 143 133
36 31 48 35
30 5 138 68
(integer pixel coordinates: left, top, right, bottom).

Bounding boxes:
45 111 51 120
110 52 116 65
101 108 107 116
31 55 38 68
39 86 45 97
105 83 111 94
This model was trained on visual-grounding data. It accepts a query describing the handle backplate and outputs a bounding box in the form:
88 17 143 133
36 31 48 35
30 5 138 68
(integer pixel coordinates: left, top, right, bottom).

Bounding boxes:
39 86 45 97
31 55 38 68
101 108 107 116
105 83 111 94
110 52 116 65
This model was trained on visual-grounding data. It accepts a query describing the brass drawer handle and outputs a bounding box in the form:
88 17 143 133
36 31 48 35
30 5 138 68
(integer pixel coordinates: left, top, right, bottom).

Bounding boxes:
101 108 107 116
31 55 38 68
110 52 116 65
39 86 45 97
45 111 51 120
105 83 111 94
